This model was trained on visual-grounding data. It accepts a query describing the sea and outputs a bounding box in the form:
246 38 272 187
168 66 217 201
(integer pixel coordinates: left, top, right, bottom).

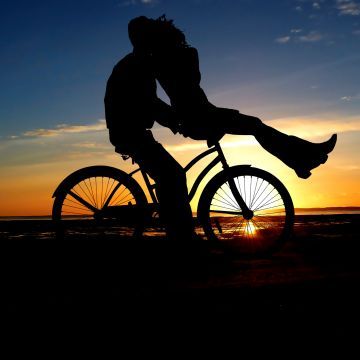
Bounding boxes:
0 209 359 242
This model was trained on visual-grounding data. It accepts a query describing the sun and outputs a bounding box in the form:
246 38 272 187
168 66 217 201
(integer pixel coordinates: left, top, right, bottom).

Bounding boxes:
244 220 257 236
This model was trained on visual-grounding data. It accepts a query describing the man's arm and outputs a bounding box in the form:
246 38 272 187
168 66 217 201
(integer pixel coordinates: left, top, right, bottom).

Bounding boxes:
153 98 180 134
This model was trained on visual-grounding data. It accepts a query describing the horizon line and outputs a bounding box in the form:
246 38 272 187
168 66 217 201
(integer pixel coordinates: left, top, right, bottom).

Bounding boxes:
1 206 360 219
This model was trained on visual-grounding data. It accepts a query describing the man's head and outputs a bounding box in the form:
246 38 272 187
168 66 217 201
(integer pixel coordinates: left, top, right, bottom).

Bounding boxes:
128 15 188 54
128 16 154 53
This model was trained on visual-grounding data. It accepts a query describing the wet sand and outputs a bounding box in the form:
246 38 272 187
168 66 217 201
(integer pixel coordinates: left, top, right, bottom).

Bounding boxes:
1 214 360 342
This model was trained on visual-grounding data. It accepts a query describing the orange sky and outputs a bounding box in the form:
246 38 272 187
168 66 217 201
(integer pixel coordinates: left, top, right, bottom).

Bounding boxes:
1 115 359 217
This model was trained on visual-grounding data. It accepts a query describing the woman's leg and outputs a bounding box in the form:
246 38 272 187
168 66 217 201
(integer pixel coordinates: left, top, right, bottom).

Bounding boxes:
215 108 337 178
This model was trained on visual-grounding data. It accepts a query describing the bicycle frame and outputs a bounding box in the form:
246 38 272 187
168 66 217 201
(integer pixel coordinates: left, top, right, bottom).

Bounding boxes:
52 140 294 255
128 142 252 217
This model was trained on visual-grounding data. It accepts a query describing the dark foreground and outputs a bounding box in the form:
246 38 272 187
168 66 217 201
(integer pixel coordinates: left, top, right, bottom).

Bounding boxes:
1 214 360 345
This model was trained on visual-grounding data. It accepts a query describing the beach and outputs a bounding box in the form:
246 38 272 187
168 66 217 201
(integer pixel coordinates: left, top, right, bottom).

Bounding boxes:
1 214 360 343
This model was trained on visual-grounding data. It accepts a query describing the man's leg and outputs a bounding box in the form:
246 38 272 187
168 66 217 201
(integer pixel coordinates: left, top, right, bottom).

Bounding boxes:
130 133 195 241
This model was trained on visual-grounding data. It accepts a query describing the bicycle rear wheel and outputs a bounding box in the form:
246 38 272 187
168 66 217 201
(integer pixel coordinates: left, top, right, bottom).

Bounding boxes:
197 166 294 256
52 166 147 239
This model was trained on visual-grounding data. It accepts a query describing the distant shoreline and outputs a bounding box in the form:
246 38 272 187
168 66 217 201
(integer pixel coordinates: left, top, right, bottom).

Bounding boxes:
294 207 360 215
1 207 360 221
295 206 360 212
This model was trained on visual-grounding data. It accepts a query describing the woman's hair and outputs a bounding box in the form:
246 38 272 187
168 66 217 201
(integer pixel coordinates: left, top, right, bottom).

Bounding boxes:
128 15 189 50
153 15 189 49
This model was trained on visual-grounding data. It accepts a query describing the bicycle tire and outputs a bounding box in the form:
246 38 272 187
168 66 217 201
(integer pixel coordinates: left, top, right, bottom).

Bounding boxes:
197 166 294 256
52 166 148 239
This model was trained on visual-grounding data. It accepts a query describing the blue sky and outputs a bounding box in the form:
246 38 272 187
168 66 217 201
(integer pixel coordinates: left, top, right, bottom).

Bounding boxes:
1 0 360 136
1 0 360 215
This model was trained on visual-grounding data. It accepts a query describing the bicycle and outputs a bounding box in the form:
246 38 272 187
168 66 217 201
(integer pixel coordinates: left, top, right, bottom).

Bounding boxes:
52 140 294 256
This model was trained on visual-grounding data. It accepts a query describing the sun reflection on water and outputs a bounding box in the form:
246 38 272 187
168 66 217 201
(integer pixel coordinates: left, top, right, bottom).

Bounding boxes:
244 220 257 236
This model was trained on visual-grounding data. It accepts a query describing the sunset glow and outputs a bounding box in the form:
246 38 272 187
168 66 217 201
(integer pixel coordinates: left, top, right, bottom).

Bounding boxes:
1 0 360 216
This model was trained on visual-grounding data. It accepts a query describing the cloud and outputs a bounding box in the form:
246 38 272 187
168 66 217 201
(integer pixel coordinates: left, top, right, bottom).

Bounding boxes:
164 142 207 152
22 119 106 138
266 116 360 139
341 96 352 101
275 30 323 44
341 93 360 101
72 142 110 150
164 137 257 153
275 36 291 44
298 30 323 42
335 165 360 171
119 0 136 5
336 0 360 16
119 0 158 6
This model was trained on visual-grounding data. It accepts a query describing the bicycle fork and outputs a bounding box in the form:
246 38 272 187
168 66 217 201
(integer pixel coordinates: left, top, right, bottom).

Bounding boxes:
214 143 254 220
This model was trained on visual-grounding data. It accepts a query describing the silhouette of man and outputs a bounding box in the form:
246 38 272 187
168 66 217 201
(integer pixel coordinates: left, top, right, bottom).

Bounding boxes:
146 15 337 179
104 16 195 241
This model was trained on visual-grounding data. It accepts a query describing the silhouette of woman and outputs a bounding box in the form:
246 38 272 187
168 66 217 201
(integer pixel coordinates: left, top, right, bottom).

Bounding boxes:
134 15 337 179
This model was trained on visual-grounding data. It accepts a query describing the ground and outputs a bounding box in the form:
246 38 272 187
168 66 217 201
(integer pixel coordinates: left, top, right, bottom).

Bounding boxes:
1 214 360 346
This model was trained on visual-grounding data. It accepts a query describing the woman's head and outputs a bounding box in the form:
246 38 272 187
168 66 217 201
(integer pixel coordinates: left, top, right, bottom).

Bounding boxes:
152 15 188 50
128 15 188 53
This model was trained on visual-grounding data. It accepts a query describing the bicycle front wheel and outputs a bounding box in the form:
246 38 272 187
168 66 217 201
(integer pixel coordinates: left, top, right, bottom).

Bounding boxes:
197 166 294 256
52 166 148 239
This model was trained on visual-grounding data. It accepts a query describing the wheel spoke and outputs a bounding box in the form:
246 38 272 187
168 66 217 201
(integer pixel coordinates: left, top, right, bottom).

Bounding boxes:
68 190 98 213
104 181 122 207
201 167 294 255
53 168 147 238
